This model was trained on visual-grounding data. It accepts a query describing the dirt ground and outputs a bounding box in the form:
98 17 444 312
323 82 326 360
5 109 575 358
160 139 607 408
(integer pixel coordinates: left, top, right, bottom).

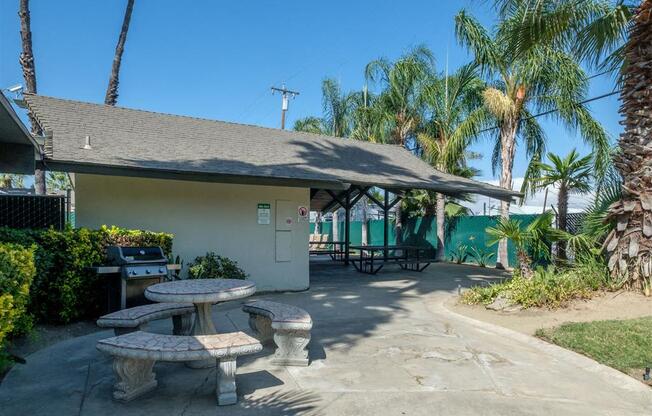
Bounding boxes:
447 290 652 336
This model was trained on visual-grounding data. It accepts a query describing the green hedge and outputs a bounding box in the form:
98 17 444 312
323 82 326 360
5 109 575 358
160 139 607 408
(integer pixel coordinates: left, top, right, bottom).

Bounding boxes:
0 225 173 324
0 243 36 347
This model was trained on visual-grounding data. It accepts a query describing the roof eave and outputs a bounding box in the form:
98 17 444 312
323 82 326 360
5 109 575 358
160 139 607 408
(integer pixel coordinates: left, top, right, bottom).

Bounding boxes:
41 159 350 190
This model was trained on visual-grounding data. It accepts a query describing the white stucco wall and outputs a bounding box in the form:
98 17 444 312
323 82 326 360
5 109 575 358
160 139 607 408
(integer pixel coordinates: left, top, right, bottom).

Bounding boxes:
74 174 310 292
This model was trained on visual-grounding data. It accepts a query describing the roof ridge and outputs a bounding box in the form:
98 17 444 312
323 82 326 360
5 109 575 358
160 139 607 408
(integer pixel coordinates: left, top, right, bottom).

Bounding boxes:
22 93 402 150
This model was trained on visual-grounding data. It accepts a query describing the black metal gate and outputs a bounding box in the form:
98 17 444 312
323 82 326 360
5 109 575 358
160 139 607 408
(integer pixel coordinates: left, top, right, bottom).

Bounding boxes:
0 194 67 230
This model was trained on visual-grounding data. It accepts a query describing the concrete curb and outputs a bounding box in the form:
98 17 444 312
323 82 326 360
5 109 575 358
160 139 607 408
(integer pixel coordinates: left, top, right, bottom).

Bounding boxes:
437 299 652 395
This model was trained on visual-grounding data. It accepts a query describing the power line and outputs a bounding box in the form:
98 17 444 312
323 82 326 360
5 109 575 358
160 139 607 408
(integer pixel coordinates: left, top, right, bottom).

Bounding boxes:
404 89 621 152
475 89 621 135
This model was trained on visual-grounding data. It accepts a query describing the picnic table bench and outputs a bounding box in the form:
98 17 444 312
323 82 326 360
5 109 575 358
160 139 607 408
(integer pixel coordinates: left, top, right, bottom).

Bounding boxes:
308 234 346 261
97 302 194 336
96 330 262 405
349 245 435 274
243 300 312 366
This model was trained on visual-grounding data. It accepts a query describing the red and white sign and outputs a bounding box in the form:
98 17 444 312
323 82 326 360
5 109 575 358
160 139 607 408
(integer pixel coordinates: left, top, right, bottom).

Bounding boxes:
298 206 309 222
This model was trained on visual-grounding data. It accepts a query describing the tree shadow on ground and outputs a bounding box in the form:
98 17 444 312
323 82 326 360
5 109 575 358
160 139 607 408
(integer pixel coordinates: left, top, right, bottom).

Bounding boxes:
230 261 509 358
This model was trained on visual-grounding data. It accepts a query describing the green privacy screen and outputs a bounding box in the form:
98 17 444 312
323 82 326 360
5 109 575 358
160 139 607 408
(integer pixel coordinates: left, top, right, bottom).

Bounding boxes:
310 215 539 267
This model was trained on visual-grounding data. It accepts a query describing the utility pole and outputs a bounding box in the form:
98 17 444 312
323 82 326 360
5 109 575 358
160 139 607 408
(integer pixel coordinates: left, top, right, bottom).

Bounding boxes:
271 84 299 129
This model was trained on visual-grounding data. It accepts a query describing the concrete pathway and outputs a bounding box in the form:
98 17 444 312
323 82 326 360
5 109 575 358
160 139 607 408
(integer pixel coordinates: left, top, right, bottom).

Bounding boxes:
1 262 651 415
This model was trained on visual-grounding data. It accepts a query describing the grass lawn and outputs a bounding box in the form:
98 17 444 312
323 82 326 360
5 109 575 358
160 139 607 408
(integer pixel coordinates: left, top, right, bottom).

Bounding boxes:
536 317 652 384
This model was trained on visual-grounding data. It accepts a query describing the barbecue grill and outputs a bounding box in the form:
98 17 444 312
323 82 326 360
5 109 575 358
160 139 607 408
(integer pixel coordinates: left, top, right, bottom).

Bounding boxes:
101 246 170 310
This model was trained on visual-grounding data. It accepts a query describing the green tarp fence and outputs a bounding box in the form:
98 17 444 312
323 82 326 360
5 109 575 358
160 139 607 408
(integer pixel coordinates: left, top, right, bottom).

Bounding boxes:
310 214 539 266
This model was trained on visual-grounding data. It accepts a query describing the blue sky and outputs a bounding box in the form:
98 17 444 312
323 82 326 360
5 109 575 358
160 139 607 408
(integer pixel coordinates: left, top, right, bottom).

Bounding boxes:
0 0 621 189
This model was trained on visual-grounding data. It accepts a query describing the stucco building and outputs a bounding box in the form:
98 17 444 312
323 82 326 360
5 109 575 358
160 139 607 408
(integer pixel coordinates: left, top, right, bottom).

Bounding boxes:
2 94 520 291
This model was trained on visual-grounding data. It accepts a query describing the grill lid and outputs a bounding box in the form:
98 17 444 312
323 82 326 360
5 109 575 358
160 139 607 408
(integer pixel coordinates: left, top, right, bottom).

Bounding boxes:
106 246 166 265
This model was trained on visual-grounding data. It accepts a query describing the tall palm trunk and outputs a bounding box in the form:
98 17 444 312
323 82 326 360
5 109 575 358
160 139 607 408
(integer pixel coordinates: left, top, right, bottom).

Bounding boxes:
496 118 518 268
604 0 652 290
435 193 446 261
105 0 135 106
18 0 44 194
557 183 568 260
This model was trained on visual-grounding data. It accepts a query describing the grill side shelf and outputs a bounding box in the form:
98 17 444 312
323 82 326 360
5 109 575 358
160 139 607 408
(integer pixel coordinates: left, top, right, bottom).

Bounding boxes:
92 264 181 274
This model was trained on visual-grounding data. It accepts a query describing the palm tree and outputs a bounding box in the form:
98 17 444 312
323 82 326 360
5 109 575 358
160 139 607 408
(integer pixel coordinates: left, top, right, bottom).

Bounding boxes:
105 0 135 106
18 0 45 195
486 211 558 278
523 149 593 259
602 1 652 289
416 64 487 260
455 7 611 268
491 1 652 289
293 117 324 134
492 0 632 74
294 78 355 242
365 46 435 241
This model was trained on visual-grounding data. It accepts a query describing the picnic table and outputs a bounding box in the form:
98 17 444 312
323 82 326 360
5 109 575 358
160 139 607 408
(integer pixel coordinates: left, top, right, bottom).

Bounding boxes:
309 240 347 261
349 245 434 275
145 278 256 367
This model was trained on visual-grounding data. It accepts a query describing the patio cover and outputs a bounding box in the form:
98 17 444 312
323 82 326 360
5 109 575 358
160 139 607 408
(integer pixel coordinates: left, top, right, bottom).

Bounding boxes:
23 94 521 204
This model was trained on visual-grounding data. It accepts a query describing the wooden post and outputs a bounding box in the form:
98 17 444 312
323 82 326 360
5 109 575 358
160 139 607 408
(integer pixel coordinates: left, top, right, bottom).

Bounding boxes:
383 190 389 261
344 189 351 265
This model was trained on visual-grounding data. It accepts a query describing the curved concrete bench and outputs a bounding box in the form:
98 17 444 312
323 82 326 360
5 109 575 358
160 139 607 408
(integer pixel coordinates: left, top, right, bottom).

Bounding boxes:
97 303 194 336
96 331 262 405
242 300 312 366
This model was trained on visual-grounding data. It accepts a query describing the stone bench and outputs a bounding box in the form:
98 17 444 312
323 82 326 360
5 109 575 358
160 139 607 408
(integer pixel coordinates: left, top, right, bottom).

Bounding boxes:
96 331 262 405
242 300 312 366
97 303 194 336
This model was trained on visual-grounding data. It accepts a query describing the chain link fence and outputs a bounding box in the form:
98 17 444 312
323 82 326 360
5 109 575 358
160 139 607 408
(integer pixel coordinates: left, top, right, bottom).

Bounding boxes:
0 194 68 230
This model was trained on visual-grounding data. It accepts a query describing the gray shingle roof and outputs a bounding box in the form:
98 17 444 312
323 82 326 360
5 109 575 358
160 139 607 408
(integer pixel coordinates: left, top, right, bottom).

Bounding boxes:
24 94 521 201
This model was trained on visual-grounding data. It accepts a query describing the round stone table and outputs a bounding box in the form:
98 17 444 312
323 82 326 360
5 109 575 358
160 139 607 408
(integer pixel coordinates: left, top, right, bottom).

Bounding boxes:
145 279 256 368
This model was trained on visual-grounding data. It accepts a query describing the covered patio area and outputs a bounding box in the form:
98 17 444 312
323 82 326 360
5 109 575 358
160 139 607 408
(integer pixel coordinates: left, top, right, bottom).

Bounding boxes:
1 262 648 416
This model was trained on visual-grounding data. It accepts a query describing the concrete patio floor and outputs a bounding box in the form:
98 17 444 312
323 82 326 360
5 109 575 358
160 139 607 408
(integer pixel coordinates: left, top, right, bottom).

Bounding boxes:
1 261 651 415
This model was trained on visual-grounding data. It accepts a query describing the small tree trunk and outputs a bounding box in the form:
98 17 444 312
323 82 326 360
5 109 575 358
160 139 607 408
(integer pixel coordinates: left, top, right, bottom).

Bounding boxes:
361 197 369 246
517 250 534 280
557 183 568 260
313 211 322 235
104 0 135 106
19 0 45 194
435 192 446 261
331 209 339 242
495 118 518 269
395 204 403 244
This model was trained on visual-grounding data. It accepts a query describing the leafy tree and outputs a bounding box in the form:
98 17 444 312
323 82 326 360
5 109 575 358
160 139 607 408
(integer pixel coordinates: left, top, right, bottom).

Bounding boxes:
455 7 611 268
0 174 25 189
46 172 72 192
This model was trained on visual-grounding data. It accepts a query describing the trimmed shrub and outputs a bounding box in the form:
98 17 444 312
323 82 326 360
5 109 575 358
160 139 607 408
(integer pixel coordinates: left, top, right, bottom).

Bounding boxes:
0 226 173 324
187 252 247 280
0 243 36 346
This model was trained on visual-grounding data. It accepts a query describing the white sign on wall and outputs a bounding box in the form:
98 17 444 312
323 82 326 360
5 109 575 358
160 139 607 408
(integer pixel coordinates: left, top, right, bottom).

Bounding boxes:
257 203 271 225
